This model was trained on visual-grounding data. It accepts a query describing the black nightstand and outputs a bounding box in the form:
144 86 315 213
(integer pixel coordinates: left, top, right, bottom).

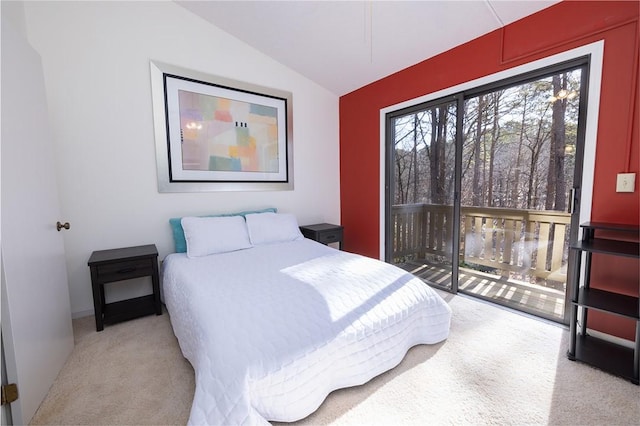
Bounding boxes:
88 244 162 331
300 223 344 249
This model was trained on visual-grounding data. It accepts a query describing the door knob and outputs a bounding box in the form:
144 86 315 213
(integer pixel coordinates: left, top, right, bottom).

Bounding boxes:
56 221 70 231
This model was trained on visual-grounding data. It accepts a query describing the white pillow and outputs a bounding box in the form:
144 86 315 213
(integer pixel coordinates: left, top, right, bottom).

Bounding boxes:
181 216 252 258
245 212 304 245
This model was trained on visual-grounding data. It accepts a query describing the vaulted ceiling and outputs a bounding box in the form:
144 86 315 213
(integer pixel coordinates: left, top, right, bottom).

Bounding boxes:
176 1 560 96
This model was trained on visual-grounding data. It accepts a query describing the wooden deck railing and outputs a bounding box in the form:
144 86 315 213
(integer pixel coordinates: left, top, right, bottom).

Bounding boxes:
391 203 571 282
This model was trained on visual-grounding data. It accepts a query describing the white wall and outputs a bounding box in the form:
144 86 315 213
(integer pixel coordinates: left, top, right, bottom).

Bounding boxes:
22 1 340 317
1 0 27 38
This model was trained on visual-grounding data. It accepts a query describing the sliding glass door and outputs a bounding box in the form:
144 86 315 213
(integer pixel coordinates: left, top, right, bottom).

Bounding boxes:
386 58 588 324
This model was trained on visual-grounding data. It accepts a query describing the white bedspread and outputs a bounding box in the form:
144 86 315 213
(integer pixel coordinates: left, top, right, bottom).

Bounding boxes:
162 239 452 425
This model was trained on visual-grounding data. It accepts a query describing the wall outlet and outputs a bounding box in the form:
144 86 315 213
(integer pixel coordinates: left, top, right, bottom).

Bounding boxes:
616 173 636 193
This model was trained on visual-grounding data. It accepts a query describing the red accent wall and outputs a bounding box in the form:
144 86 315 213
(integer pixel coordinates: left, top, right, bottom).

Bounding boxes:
339 1 639 338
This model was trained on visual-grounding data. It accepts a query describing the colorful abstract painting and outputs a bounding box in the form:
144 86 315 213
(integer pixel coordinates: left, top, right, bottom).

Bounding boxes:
178 90 280 174
161 71 289 184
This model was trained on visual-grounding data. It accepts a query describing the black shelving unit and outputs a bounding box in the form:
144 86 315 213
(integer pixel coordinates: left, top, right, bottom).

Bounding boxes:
567 222 640 384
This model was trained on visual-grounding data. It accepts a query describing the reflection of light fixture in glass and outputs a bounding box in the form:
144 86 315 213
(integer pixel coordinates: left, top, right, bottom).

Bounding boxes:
549 89 578 103
565 144 576 155
185 121 202 130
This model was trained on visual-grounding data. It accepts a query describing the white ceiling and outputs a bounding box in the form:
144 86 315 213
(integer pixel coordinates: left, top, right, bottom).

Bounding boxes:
176 1 560 96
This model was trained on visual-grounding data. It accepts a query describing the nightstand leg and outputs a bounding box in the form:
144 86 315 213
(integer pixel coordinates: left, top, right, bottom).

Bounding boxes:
90 268 104 331
151 260 162 315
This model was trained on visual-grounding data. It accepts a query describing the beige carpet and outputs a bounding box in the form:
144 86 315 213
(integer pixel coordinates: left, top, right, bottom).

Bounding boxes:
30 292 639 425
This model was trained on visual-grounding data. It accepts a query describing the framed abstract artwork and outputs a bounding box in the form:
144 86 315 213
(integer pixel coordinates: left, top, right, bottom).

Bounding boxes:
150 61 293 192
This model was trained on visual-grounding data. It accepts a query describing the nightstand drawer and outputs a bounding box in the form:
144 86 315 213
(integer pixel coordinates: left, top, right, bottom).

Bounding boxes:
96 259 153 282
317 229 343 244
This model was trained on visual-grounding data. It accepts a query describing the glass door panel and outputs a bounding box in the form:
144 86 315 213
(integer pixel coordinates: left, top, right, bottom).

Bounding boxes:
459 69 583 322
388 99 458 291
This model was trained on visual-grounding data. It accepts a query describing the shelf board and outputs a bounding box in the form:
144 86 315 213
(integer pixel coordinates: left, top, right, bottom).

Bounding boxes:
574 288 640 319
569 334 638 384
571 238 639 258
103 295 157 324
580 222 640 234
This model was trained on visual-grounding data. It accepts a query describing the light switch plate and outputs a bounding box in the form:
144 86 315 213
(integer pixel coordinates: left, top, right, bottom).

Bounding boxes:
616 173 636 193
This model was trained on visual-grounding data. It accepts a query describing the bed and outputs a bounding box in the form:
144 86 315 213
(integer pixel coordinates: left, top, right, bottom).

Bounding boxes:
162 211 452 425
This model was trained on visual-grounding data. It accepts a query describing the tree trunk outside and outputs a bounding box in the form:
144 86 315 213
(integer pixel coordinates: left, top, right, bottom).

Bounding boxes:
472 96 484 206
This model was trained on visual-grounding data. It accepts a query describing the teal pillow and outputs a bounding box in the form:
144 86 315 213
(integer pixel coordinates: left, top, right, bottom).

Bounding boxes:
169 208 277 253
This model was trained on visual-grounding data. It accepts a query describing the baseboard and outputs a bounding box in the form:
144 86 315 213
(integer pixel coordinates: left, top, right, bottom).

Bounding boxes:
72 309 94 319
